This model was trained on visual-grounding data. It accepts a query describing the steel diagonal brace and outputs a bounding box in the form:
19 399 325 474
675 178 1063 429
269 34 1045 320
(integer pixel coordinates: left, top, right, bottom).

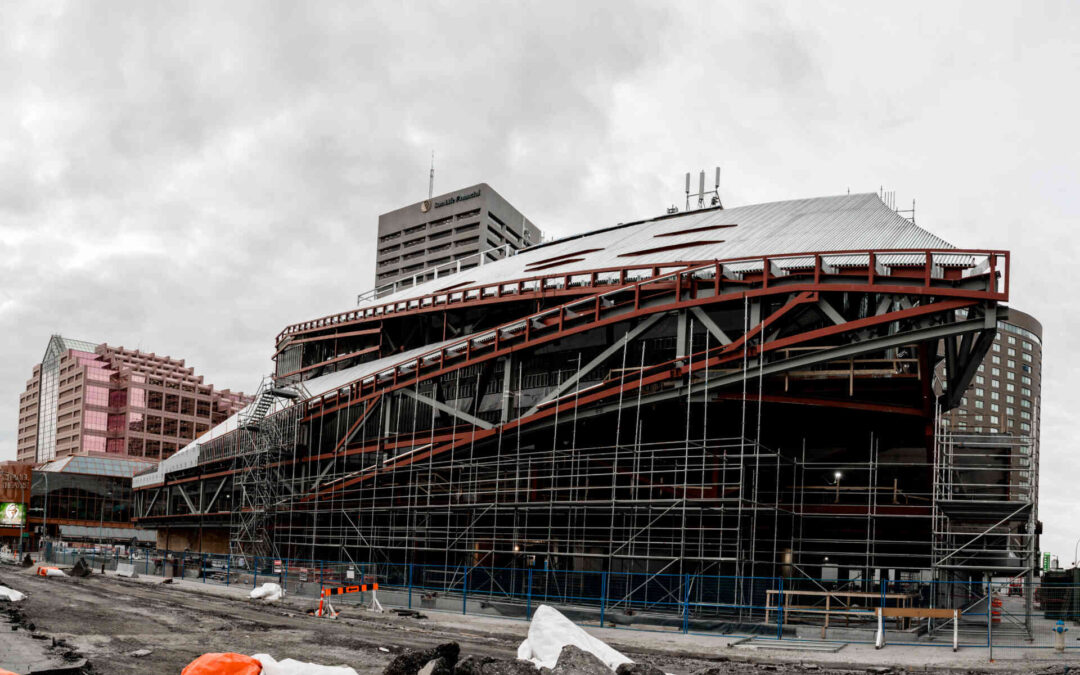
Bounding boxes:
522 312 666 418
305 299 984 502
175 483 198 515
332 396 382 454
400 388 494 430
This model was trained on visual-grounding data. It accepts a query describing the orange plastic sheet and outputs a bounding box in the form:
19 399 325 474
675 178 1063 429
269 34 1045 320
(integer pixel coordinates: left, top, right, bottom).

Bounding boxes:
181 652 262 675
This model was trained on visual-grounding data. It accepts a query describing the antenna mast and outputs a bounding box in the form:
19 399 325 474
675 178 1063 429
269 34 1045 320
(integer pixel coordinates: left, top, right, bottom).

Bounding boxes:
428 151 435 200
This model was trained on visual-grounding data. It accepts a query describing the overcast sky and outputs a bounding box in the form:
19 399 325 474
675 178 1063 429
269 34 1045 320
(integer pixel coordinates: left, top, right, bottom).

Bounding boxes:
1 1 1078 560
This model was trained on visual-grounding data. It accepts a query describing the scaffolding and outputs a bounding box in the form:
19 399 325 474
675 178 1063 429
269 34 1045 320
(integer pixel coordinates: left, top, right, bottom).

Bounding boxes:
134 246 1018 628
931 425 1038 636
228 380 304 559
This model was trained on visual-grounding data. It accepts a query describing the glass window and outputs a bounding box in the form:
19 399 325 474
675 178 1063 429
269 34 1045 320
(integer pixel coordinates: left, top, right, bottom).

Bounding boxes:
1008 335 1016 345
85 385 108 407
990 403 999 412
86 367 111 382
1023 352 1032 362
1022 375 1032 385
990 391 999 401
975 400 984 409
1022 387 1032 396
975 387 985 397
1007 360 1016 369
1006 407 1014 416
975 375 985 385
990 415 999 424
84 410 107 430
1007 371 1015 381
1020 411 1031 420
1022 399 1032 408
83 435 106 452
1006 383 1015 392
993 343 1001 352
129 386 146 408
1023 340 1033 350
1006 395 1015 404
1007 348 1016 357
1021 422 1031 432
992 379 1000 389
991 367 1000 377
992 355 1001 364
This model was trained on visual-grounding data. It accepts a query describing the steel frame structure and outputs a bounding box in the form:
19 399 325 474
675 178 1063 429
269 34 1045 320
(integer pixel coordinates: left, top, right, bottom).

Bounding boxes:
135 247 1026 613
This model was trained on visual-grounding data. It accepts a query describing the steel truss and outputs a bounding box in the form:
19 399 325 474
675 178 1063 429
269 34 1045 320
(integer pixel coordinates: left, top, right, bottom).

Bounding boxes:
136 248 1019 615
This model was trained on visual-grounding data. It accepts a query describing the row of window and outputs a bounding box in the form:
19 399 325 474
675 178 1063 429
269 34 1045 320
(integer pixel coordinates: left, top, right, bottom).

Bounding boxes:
972 384 1034 397
997 321 1041 348
953 417 1033 433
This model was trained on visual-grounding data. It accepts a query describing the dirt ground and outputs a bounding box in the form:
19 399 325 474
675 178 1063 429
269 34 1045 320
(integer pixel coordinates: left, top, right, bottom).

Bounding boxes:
0 566 1046 675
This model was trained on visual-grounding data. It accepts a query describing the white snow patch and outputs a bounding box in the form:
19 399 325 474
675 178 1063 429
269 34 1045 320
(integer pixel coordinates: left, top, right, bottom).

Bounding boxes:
249 582 283 603
253 653 359 675
516 604 631 671
0 585 26 602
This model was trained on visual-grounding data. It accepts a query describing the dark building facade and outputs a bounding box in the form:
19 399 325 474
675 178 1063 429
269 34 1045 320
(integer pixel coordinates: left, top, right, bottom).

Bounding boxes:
374 183 541 292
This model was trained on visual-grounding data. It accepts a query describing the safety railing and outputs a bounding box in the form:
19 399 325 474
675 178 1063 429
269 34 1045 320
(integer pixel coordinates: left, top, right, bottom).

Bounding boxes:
33 547 1068 654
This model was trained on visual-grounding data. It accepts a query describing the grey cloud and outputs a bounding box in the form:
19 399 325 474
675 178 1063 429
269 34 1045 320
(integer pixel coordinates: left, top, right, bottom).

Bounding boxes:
1 0 1079 560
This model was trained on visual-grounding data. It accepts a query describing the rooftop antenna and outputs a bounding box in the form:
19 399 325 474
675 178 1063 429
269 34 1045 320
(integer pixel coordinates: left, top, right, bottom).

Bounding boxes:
682 167 724 212
712 167 723 208
428 151 435 200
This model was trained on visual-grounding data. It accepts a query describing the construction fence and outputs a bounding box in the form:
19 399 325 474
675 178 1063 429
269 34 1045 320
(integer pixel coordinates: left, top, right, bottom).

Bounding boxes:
39 548 1073 653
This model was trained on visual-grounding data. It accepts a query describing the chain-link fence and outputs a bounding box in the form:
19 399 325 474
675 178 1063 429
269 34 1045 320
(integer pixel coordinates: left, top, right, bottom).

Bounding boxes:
32 548 1079 652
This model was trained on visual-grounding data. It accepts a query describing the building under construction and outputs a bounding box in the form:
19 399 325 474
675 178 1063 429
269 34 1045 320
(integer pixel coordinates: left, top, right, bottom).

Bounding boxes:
133 192 1035 618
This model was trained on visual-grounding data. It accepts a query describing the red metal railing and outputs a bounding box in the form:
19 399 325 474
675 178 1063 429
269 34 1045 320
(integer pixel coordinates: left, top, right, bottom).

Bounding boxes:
276 248 1008 344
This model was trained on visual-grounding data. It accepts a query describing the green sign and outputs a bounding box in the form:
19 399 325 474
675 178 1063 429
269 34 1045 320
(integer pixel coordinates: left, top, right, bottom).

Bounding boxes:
1043 552 1051 571
0 503 26 527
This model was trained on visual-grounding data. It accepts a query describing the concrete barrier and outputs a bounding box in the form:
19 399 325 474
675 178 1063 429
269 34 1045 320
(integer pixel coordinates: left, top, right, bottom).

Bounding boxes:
116 562 139 578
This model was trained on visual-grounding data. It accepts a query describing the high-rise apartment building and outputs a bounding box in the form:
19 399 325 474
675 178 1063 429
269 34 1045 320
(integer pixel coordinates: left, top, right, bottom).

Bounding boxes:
16 336 251 463
942 308 1042 438
374 183 541 291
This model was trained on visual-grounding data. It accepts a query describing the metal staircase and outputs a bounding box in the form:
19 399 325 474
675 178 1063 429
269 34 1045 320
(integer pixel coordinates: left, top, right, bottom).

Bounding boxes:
229 378 307 561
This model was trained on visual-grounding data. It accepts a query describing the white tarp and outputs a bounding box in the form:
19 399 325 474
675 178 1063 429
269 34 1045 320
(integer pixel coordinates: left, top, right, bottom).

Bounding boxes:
0 585 26 602
516 605 631 671
44 567 67 577
249 583 283 603
253 653 359 675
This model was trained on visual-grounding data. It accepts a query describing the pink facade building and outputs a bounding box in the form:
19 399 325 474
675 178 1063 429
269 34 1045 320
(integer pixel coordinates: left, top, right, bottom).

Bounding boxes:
17 336 251 463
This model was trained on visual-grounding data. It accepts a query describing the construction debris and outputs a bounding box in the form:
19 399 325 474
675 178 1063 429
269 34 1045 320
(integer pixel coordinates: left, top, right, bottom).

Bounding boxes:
0 586 25 602
70 558 92 578
516 605 631 671
382 642 459 675
249 582 284 603
254 653 359 675
547 644 611 675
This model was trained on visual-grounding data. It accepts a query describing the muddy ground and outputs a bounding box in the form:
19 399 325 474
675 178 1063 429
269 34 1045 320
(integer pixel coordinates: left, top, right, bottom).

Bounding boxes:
0 567 1047 675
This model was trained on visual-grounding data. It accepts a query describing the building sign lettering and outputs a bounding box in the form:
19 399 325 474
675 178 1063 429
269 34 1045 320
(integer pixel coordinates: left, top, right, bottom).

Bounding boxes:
0 466 31 503
433 189 481 210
